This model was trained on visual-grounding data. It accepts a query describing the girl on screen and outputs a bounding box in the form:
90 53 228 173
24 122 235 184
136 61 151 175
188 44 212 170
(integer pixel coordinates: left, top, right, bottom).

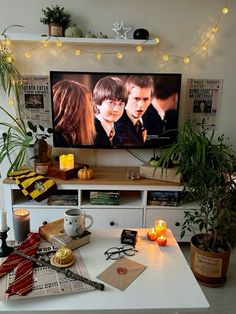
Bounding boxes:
52 80 96 146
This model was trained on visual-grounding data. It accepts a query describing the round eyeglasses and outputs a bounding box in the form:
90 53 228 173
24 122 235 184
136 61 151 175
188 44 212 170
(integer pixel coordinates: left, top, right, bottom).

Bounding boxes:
104 244 138 260
104 99 125 109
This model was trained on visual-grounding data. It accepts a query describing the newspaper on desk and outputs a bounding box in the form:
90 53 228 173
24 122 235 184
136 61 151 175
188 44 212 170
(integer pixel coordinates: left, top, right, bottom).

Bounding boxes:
0 241 94 301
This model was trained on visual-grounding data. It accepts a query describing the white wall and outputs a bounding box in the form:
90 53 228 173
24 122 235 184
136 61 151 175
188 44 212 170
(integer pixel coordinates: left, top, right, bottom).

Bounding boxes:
1 0 236 205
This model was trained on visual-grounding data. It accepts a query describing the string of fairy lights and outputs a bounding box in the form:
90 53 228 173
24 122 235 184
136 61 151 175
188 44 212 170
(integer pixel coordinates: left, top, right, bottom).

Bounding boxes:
0 3 230 65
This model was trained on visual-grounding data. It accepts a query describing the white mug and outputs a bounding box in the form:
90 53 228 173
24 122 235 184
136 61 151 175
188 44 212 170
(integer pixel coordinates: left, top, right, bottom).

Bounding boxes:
64 209 93 237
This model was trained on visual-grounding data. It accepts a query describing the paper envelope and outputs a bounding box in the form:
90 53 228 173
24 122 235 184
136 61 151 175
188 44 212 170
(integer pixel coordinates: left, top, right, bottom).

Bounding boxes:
97 256 147 291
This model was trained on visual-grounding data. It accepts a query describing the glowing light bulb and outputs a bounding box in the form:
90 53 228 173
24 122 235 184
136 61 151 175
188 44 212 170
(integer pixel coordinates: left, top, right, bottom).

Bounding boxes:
183 57 190 64
117 52 123 59
24 51 32 58
56 40 63 47
222 7 229 14
96 53 102 60
202 44 208 51
8 98 15 106
5 56 13 63
75 49 81 56
42 41 50 48
212 27 218 33
162 54 169 62
154 37 160 44
136 45 143 53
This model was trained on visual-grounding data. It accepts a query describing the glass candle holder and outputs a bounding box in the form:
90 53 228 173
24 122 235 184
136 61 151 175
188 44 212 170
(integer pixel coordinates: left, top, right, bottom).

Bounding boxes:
154 219 167 236
13 209 30 242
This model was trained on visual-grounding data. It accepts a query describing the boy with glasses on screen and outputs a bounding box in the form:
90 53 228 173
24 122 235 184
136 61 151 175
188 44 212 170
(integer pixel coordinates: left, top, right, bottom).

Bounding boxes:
93 76 128 146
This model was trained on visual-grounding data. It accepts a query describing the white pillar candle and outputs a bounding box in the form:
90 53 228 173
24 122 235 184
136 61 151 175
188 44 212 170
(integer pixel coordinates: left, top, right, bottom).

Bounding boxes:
0 209 8 232
13 209 30 241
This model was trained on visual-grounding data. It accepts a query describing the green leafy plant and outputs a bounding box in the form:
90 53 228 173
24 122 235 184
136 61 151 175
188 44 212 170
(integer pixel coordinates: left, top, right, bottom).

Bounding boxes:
0 32 53 173
40 4 71 27
156 122 236 252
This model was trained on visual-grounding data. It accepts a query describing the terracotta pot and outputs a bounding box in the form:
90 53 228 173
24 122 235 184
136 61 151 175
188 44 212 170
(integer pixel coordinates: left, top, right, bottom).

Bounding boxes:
190 234 231 286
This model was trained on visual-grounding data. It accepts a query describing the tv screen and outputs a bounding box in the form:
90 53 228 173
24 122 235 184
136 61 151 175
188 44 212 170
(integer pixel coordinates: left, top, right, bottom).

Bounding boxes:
50 71 182 149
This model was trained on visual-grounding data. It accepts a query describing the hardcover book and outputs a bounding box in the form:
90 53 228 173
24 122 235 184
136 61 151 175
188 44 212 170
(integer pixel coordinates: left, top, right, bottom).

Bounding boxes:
39 218 91 250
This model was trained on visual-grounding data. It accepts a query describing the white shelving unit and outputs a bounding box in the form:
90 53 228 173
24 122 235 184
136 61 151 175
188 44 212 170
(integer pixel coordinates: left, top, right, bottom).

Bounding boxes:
3 166 195 241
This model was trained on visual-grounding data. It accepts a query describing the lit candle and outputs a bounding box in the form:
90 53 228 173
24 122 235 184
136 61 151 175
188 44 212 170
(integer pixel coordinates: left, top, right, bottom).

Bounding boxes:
154 219 167 236
157 235 167 246
13 209 30 242
0 209 8 232
59 154 74 170
147 228 158 241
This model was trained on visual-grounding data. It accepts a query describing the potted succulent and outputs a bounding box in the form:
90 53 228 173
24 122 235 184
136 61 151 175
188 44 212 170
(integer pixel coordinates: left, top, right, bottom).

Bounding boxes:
40 4 71 37
156 122 236 286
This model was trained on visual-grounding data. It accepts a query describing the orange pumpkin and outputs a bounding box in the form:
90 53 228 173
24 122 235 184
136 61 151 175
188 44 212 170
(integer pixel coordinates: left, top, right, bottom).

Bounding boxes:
78 167 94 180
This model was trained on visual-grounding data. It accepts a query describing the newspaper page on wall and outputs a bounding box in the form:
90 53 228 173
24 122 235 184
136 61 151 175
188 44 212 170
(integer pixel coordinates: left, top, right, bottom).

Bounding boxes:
19 75 52 127
185 79 223 130
0 241 94 301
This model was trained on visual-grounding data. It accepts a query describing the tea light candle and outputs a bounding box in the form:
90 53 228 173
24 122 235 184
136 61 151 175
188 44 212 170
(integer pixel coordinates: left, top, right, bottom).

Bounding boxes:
59 154 74 170
0 209 8 232
13 209 30 242
157 235 167 246
154 219 167 236
147 228 158 241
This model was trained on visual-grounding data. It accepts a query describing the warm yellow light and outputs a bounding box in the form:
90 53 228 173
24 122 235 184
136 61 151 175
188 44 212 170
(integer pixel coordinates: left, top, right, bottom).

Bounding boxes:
222 7 229 14
56 40 63 47
154 37 160 44
5 56 13 63
96 53 102 60
3 39 11 46
42 40 50 48
183 56 190 64
202 43 208 51
24 51 32 58
75 49 81 56
8 98 15 106
162 54 169 62
136 45 143 52
212 27 218 33
117 52 123 59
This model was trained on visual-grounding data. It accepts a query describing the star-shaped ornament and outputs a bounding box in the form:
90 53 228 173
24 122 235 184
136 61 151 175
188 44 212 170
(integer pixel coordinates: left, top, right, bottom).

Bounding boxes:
112 21 132 40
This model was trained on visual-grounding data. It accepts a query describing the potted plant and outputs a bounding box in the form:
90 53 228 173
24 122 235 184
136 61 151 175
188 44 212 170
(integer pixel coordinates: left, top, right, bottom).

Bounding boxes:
40 4 71 37
0 39 53 175
156 122 236 286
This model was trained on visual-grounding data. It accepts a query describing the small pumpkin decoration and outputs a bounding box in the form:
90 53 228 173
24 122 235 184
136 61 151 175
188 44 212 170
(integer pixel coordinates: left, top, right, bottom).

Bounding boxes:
78 167 94 180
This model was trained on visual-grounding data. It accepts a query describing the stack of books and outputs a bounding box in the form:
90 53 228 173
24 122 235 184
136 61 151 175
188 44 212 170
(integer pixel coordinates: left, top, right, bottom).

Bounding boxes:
147 190 183 206
90 191 120 205
39 218 91 250
47 193 78 205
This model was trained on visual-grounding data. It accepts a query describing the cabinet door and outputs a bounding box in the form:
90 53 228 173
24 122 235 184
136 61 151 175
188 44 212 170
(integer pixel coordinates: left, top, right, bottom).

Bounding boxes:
85 208 143 229
26 208 66 230
146 208 192 241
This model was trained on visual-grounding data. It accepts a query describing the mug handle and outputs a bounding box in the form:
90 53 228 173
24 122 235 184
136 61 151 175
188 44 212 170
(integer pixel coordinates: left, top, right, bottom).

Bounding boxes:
85 214 93 230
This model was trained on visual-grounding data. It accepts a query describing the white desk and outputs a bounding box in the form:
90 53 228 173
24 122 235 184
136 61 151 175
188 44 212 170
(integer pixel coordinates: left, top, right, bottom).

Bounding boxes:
0 229 209 313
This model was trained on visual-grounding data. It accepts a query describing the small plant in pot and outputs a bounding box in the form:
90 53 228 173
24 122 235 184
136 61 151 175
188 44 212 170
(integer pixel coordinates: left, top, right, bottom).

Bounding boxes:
40 4 71 37
27 121 53 164
156 122 236 286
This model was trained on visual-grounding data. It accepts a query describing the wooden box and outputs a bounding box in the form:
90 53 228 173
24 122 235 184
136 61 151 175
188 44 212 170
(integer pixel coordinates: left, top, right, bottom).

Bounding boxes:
140 163 181 183
48 163 87 180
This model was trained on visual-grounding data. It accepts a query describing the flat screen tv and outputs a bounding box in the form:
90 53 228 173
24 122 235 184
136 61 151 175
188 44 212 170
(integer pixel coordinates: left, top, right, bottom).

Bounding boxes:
50 71 182 149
